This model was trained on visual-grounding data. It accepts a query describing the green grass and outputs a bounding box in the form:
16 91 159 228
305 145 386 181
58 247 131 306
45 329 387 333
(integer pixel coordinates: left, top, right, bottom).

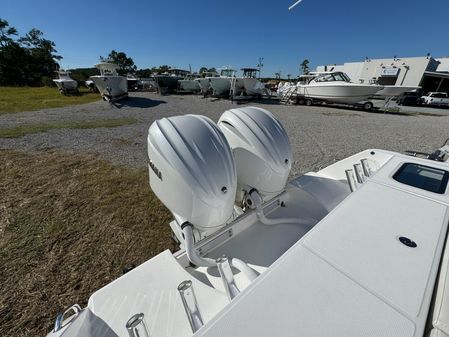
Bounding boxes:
0 118 137 138
0 86 100 114
0 150 173 337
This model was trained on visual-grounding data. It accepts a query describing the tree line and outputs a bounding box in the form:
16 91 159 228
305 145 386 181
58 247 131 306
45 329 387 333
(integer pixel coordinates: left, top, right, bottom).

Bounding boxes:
0 18 61 86
1 17 312 86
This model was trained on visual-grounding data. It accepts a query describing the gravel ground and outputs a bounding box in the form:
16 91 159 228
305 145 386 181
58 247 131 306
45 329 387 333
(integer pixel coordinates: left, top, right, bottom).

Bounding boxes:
1 92 448 177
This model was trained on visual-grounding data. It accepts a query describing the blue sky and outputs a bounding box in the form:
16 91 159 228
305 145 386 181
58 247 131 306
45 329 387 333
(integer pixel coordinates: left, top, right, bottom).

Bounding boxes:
2 0 449 77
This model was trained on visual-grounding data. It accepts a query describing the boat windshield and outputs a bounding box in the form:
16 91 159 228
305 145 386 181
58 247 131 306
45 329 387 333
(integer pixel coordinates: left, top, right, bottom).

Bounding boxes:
97 64 119 76
221 69 236 77
314 72 351 83
242 69 258 78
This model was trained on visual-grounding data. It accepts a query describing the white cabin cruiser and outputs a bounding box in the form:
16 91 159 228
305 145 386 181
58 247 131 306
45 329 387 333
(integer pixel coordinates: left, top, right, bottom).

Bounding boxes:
90 62 128 101
209 68 242 97
292 71 383 105
47 106 449 337
53 70 78 94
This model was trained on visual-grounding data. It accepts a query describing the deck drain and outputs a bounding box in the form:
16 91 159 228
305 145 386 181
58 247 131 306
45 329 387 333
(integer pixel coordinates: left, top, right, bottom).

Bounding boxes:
398 236 417 248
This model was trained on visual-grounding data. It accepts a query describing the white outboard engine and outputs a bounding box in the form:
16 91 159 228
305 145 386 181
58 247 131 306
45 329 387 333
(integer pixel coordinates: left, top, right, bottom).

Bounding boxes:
147 115 259 281
147 114 237 239
218 107 292 204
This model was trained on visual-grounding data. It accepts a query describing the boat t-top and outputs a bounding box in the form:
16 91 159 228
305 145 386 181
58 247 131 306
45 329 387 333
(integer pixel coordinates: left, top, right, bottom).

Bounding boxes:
46 105 449 337
89 62 128 101
53 70 78 94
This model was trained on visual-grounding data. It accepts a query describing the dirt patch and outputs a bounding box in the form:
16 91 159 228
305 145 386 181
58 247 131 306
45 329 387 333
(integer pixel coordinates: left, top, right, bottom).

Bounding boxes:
0 149 173 337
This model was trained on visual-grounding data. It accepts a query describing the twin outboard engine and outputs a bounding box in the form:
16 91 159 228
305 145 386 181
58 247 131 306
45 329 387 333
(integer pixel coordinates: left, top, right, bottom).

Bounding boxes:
218 107 292 204
147 108 293 282
147 107 292 237
147 114 237 238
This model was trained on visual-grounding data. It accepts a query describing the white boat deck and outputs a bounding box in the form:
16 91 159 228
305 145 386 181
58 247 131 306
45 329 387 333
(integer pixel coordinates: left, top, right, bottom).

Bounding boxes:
51 150 449 337
195 154 449 337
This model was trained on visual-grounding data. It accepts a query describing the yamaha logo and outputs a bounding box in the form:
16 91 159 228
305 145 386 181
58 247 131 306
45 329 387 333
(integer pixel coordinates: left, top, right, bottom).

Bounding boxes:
149 159 162 180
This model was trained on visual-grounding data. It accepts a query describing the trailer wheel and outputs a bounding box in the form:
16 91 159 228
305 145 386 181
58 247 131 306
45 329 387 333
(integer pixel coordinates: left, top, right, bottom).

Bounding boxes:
305 98 313 106
363 102 373 111
297 98 305 105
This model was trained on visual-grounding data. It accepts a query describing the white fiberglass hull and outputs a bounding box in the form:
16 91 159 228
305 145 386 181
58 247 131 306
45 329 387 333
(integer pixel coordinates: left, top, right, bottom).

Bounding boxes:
53 79 78 91
209 77 231 96
375 85 421 97
297 83 383 104
179 79 201 92
239 78 266 96
90 76 128 101
196 78 211 93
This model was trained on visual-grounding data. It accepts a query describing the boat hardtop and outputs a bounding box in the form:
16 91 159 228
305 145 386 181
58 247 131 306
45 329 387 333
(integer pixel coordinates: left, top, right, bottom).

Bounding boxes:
95 62 120 76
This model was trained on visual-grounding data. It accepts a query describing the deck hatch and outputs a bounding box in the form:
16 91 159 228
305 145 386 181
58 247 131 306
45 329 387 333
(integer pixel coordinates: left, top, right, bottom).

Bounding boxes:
393 163 449 194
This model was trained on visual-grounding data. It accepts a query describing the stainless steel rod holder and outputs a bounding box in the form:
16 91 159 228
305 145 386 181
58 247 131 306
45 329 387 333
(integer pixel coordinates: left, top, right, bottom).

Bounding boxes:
360 159 372 177
126 313 150 337
178 280 204 332
345 169 357 192
353 163 366 184
216 255 240 301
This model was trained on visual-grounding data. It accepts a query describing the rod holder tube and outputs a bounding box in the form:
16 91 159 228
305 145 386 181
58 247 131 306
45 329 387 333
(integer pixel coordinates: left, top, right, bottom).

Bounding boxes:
178 280 204 333
360 159 372 177
345 169 357 192
353 163 366 184
126 313 150 337
216 255 240 300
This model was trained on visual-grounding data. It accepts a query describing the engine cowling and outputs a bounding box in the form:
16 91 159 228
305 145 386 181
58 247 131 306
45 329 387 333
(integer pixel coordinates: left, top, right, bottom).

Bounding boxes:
218 107 292 202
147 114 237 235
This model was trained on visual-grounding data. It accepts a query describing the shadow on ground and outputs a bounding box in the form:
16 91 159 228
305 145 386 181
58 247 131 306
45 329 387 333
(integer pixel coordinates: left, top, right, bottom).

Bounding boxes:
112 97 167 109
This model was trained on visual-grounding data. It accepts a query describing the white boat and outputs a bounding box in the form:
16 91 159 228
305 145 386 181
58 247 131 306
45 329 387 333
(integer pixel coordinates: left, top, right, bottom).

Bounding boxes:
179 74 201 93
126 74 139 91
46 106 449 337
236 68 267 96
195 72 218 95
89 62 128 101
53 70 78 94
209 68 242 97
294 71 383 105
85 79 97 92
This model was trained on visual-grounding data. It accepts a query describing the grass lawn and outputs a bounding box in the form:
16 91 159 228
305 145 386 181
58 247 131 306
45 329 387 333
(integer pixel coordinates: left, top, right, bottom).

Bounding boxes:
0 86 100 114
0 150 173 337
0 118 137 138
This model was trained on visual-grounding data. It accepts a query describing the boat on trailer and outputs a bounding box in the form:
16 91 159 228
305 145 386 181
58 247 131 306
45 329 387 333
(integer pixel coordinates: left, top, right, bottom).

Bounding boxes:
89 62 128 102
47 106 449 337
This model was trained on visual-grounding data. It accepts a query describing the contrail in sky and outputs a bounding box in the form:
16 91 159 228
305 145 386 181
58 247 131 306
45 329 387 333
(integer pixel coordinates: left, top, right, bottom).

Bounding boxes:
288 0 304 10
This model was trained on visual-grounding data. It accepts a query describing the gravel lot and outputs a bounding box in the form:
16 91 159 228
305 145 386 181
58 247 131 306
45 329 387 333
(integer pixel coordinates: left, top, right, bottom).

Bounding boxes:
1 92 448 177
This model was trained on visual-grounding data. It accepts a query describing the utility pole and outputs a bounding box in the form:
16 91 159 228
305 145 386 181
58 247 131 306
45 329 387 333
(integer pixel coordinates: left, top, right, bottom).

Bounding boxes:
257 57 264 80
